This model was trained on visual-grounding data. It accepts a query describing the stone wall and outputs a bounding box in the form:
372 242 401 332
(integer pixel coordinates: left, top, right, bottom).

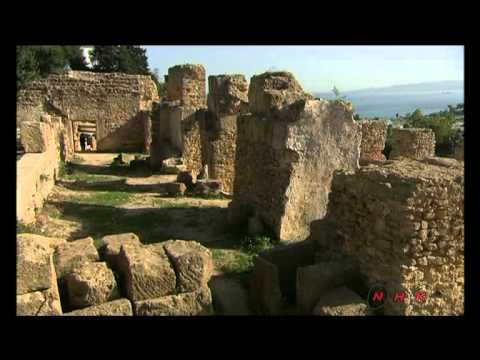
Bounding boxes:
359 120 388 163
17 70 158 153
165 65 206 107
310 158 464 315
205 75 249 193
390 128 435 160
229 72 362 241
17 116 69 224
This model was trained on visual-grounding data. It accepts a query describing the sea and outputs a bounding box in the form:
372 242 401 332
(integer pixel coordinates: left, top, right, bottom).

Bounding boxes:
314 90 464 119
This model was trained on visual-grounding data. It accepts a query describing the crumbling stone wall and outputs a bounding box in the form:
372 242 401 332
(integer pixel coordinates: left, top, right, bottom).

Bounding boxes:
150 65 207 176
229 72 362 241
17 70 158 153
17 115 70 224
310 158 464 315
165 64 206 107
359 120 388 163
204 75 249 193
390 128 435 160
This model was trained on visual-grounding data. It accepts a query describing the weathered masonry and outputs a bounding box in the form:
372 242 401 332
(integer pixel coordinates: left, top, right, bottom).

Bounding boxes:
359 120 388 164
17 70 158 153
228 72 362 241
309 158 464 315
390 128 435 160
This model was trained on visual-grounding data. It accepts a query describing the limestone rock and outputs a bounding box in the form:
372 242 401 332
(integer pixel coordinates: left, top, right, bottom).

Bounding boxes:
209 276 252 315
20 121 49 153
117 243 177 301
16 282 62 316
65 262 120 309
16 250 62 316
207 74 249 116
248 71 313 115
17 233 66 253
118 153 134 164
197 164 209 180
313 287 367 316
176 171 194 189
165 182 187 196
53 237 99 279
163 240 214 292
296 261 356 314
17 234 54 294
134 285 213 316
100 233 141 270
194 179 222 195
64 299 133 316
249 256 283 315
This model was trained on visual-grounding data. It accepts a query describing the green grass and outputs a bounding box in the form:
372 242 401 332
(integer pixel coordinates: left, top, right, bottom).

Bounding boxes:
67 191 132 207
61 170 117 183
17 221 43 235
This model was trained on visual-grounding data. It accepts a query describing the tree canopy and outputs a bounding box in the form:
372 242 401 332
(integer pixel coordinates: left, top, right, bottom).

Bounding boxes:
16 46 88 92
90 46 150 75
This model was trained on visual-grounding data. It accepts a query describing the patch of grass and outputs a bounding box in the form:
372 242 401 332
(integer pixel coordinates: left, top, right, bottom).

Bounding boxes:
240 235 276 254
43 204 63 219
151 198 183 208
67 191 132 207
17 221 43 235
211 248 255 274
62 170 117 182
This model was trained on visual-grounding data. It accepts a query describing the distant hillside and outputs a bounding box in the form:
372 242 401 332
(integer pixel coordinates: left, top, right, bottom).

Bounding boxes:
314 80 463 98
313 81 464 118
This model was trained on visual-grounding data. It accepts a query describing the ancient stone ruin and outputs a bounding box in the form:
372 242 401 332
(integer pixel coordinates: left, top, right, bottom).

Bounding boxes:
16 63 465 317
17 70 159 153
17 115 72 224
16 233 214 316
359 120 388 164
228 71 362 241
390 128 436 160
308 158 464 315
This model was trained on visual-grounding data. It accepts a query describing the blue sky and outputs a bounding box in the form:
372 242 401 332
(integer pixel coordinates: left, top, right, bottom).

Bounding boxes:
144 46 464 92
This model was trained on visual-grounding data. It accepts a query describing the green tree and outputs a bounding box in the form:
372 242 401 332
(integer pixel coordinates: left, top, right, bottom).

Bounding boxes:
151 68 166 97
91 45 150 74
17 46 88 93
16 46 39 92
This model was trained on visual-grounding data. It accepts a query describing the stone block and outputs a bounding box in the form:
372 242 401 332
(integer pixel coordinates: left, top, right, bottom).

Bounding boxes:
134 285 213 316
17 234 54 295
16 249 62 316
17 233 66 253
176 171 194 189
100 233 141 270
209 276 252 315
165 182 187 196
64 299 133 316
20 121 49 153
163 240 213 292
53 237 99 279
313 286 367 316
117 243 176 301
296 260 356 314
65 262 120 309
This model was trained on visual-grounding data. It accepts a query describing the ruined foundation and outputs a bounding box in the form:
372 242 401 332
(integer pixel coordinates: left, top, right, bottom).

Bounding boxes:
228 72 362 241
359 120 388 163
310 158 464 315
390 128 435 160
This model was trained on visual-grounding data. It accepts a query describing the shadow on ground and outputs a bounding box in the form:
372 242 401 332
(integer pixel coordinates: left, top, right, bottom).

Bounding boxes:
48 199 233 245
68 162 153 178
